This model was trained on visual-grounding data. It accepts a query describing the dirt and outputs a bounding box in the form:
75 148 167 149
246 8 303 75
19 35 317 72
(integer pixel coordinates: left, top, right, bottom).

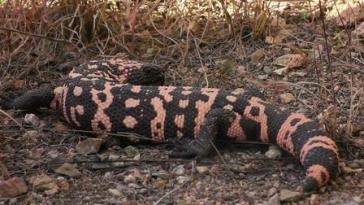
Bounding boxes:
1 5 364 205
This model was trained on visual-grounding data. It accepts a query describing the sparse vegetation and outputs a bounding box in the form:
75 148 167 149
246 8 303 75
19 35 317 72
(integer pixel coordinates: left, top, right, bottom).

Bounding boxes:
0 0 363 204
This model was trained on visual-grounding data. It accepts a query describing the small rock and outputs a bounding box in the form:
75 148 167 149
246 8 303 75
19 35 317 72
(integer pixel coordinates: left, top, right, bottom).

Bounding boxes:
267 187 277 197
273 67 288 76
266 194 280 205
216 59 236 74
0 177 28 197
290 71 307 77
353 22 364 43
349 161 361 169
342 201 360 205
44 188 58 195
123 174 136 184
8 198 18 205
279 189 302 202
30 174 58 193
279 93 295 104
108 153 121 161
133 153 141 160
47 150 59 159
258 74 268 80
104 172 113 179
154 179 167 190
24 114 40 127
173 165 185 176
353 196 363 203
76 138 103 155
196 166 209 174
176 176 190 184
22 130 39 144
124 146 139 158
310 194 320 205
153 170 169 179
263 67 273 74
237 65 246 76
251 49 265 64
265 145 282 159
273 54 306 70
57 179 70 191
108 188 123 197
232 88 245 95
55 163 82 177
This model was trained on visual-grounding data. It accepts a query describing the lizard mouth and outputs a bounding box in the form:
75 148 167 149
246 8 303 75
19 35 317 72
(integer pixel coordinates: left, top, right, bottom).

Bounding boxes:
50 86 64 110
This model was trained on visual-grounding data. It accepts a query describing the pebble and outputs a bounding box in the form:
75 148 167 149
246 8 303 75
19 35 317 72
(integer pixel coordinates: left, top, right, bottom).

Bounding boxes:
76 138 103 155
251 49 265 63
266 194 280 205
30 174 58 193
310 194 320 205
124 174 136 184
268 187 277 197
279 93 295 104
263 67 273 74
280 189 302 202
24 114 40 127
176 176 190 184
108 188 123 197
196 166 209 174
47 150 59 159
258 74 269 80
173 165 185 176
237 66 246 76
55 163 82 177
124 146 139 158
265 145 282 159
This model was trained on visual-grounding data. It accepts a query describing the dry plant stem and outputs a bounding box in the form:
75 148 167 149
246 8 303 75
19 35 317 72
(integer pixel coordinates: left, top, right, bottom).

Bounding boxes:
193 38 209 87
0 109 23 130
0 27 72 44
318 0 336 105
149 18 183 57
153 180 189 205
209 139 226 165
333 2 356 137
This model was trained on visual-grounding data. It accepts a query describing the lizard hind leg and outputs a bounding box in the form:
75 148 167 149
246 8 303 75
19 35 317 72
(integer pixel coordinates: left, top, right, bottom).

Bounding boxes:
169 108 239 159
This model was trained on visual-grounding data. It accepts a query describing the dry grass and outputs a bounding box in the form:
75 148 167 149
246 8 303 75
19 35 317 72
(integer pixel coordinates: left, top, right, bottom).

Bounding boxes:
0 0 271 79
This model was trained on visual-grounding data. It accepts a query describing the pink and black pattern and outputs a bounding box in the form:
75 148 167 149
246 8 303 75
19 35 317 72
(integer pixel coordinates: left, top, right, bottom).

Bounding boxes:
4 58 340 192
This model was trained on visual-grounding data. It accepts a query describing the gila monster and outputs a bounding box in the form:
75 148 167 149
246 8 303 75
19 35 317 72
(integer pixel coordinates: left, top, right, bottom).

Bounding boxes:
1 58 339 192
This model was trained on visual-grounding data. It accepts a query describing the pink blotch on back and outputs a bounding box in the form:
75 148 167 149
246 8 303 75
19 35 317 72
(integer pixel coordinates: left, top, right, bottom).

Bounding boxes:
125 98 140 108
227 113 246 142
159 86 176 103
68 70 82 78
90 82 114 132
194 88 219 136
70 105 85 127
131 86 141 93
178 100 189 108
243 97 269 142
73 86 83 96
174 114 185 128
226 95 237 103
150 97 166 141
123 116 138 128
87 64 98 69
